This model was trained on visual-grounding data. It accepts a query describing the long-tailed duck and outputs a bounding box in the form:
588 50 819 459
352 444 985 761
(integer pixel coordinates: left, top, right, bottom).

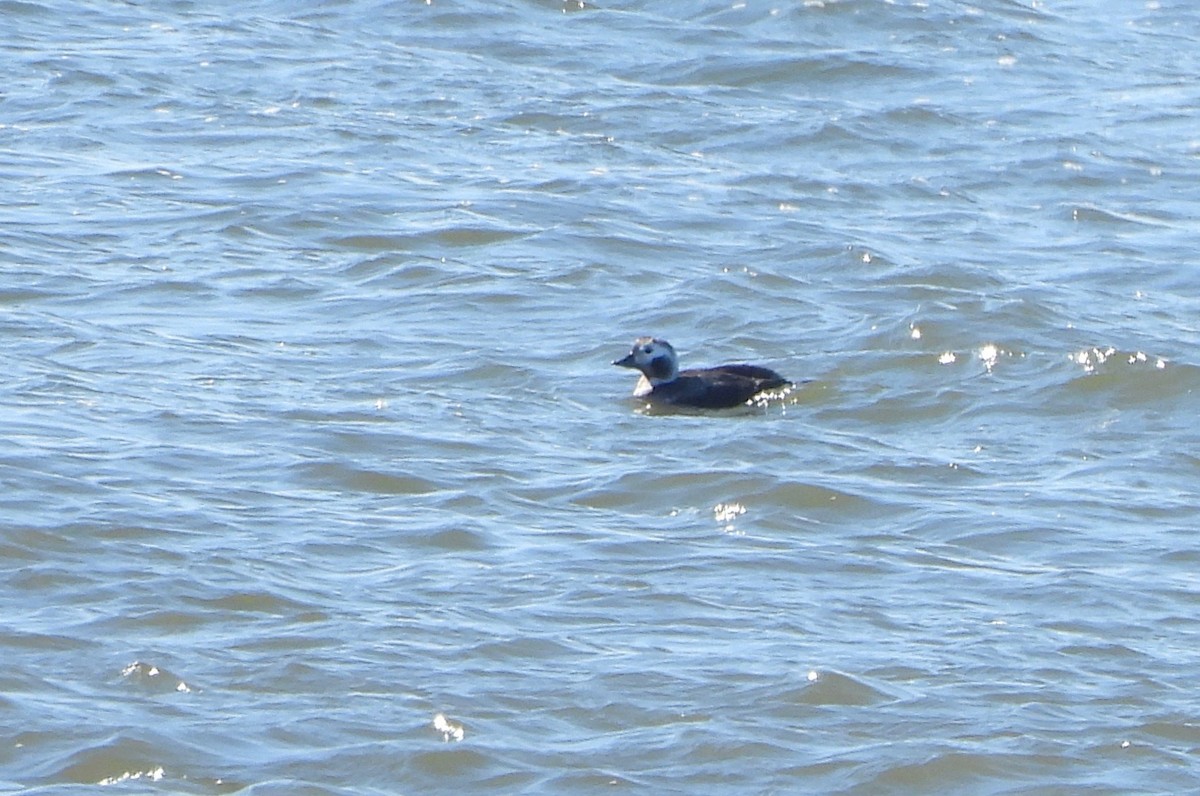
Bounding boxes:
613 337 790 409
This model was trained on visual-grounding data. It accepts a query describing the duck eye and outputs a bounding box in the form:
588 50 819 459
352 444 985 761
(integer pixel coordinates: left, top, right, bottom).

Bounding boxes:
642 345 654 354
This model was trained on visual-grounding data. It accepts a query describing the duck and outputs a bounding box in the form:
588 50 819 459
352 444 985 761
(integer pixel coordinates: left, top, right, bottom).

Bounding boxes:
613 337 790 409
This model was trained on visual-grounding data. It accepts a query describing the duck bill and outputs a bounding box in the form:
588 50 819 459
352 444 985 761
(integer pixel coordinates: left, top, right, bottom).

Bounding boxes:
613 353 637 368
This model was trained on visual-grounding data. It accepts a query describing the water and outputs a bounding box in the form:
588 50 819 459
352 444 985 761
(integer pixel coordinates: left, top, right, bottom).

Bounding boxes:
4 0 1200 792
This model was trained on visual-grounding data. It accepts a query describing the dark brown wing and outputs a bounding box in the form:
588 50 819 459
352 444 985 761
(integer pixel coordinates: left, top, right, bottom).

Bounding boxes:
654 368 789 409
693 365 790 390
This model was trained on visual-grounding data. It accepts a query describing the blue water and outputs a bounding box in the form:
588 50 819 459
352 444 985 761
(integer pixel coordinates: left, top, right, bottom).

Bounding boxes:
4 0 1200 792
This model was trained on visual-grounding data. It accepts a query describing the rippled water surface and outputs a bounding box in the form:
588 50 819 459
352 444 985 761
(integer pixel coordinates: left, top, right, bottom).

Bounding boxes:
4 0 1200 792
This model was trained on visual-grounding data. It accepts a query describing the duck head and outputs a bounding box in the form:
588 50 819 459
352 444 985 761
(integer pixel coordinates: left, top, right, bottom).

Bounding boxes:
613 337 679 385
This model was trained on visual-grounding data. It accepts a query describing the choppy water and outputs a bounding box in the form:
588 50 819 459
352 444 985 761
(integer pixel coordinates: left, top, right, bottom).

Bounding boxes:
4 0 1200 792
